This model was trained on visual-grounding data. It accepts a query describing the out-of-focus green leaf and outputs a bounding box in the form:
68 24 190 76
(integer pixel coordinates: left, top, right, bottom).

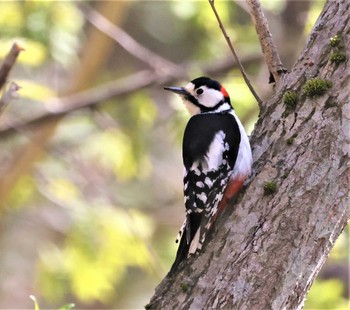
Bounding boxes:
223 77 258 134
171 1 197 20
46 178 80 205
58 303 75 310
0 3 24 33
37 205 154 303
328 227 349 261
129 93 157 127
8 175 36 208
0 2 82 65
305 279 348 310
50 2 83 65
260 0 284 13
83 130 138 181
52 2 82 33
16 80 56 101
304 2 326 35
52 115 97 145
36 245 70 303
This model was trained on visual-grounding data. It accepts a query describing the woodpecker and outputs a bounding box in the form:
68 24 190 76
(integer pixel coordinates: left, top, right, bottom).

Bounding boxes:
165 77 253 273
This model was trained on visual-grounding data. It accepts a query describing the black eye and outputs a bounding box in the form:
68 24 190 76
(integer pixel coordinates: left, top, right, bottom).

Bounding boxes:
196 88 204 95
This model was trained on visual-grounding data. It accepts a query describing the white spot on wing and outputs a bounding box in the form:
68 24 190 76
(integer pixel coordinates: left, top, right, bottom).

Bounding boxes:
204 177 213 187
196 181 205 188
190 161 202 176
196 192 207 203
204 131 226 171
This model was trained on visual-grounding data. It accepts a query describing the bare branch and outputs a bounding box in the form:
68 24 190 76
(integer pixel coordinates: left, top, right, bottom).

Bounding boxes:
0 53 262 138
81 3 185 76
208 0 263 106
0 82 21 115
0 43 24 91
246 0 286 84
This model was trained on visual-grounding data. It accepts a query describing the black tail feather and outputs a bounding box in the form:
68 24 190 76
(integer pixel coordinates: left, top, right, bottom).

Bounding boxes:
169 231 190 273
169 213 201 274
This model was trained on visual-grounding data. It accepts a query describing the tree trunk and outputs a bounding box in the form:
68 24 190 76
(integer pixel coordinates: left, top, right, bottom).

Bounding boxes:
148 0 350 309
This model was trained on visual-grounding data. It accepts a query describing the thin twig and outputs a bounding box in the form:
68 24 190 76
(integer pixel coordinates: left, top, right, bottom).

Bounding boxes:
208 0 262 106
81 3 185 76
0 43 24 91
246 0 286 84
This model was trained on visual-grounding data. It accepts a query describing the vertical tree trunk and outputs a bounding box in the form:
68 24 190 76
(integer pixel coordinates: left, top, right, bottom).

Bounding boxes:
148 0 350 308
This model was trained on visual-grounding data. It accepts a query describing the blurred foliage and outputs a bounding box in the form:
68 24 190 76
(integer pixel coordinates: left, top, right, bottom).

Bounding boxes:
0 1 348 309
37 205 154 303
305 279 348 310
0 1 82 66
7 174 36 208
30 295 75 310
305 227 350 309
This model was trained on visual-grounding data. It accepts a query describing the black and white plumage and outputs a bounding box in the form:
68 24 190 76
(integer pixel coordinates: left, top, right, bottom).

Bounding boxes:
164 77 253 272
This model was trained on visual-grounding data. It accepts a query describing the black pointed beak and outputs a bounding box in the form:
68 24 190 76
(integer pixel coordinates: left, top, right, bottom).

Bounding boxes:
164 86 190 96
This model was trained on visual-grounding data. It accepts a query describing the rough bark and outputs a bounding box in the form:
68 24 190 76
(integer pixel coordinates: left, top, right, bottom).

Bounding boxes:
148 1 350 309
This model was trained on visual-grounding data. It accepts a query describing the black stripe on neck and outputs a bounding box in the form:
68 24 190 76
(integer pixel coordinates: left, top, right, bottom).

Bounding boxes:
200 99 227 113
185 94 231 113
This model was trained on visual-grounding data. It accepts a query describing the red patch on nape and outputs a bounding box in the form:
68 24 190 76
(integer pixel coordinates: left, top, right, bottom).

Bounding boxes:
220 86 230 98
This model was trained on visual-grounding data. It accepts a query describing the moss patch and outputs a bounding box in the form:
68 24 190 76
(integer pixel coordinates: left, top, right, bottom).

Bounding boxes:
283 90 298 110
286 137 294 145
263 181 277 195
329 34 346 66
330 51 346 64
302 78 332 97
329 35 341 47
286 133 298 145
180 283 189 293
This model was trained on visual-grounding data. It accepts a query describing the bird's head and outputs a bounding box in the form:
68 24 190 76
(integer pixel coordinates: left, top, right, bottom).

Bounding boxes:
164 76 232 115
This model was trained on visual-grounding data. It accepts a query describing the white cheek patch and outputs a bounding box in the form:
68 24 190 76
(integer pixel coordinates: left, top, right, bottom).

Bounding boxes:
180 82 225 114
198 87 223 108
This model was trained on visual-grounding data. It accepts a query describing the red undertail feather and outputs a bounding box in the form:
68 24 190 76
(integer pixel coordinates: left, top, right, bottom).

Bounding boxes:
211 176 245 225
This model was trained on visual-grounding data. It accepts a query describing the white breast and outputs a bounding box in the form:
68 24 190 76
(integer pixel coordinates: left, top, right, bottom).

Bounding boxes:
230 110 253 180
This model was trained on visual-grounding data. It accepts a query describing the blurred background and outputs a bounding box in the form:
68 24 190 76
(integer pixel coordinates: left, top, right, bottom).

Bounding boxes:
0 1 348 309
